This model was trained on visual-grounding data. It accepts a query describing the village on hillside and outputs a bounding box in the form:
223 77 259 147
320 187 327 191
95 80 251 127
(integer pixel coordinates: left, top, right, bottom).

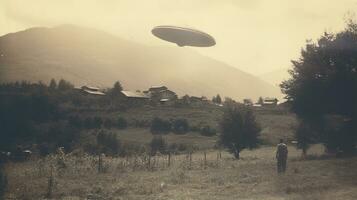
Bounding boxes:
76 84 279 107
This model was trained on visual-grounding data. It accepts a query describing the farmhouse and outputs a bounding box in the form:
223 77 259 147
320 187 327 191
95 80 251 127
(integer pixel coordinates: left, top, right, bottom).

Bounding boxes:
121 90 150 100
144 86 177 101
76 85 105 96
262 97 278 106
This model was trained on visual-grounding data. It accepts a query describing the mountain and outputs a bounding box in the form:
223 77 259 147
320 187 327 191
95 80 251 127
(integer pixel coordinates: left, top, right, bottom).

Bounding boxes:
259 68 291 87
0 25 282 100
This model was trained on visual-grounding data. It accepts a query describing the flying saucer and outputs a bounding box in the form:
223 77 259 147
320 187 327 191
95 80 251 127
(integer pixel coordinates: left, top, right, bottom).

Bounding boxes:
152 25 216 47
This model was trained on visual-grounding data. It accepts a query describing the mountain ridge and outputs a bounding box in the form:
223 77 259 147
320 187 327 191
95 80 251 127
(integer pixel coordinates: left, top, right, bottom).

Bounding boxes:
0 25 282 100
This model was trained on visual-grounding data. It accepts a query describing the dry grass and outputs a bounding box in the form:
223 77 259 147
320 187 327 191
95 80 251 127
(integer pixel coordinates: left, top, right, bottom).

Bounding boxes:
115 128 218 150
4 145 357 200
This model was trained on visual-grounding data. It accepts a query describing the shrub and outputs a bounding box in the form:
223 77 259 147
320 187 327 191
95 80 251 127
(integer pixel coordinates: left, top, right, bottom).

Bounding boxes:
150 117 171 134
200 125 217 136
172 118 189 134
37 121 80 153
189 125 201 132
119 143 146 157
177 143 188 152
97 130 121 156
150 135 167 155
168 143 178 153
132 119 150 128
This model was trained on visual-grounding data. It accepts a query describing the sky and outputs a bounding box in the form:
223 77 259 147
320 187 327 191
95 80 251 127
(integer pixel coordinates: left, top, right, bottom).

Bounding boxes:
1 0 356 76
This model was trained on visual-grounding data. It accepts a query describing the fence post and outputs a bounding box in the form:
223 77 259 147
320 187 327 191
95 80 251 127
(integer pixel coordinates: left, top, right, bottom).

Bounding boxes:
168 153 171 167
204 151 207 169
189 151 192 169
98 153 102 173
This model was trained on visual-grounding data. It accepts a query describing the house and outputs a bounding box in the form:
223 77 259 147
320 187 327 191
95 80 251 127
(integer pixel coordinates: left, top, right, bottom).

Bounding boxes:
148 86 168 93
262 97 278 106
145 86 177 101
243 99 253 106
188 96 209 105
121 90 150 100
77 85 105 96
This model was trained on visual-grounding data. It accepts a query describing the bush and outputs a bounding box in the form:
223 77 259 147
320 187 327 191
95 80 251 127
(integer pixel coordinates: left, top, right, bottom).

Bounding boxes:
97 130 121 156
172 118 189 134
37 120 80 153
150 135 167 155
132 119 150 128
119 143 146 157
189 125 201 132
168 143 189 153
200 125 217 136
150 117 171 134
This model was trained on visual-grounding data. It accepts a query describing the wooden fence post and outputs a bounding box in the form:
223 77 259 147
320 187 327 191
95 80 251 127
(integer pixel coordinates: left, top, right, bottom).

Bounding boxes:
204 151 207 169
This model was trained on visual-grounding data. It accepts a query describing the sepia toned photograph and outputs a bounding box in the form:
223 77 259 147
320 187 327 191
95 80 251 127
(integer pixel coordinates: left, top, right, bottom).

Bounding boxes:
0 1 356 199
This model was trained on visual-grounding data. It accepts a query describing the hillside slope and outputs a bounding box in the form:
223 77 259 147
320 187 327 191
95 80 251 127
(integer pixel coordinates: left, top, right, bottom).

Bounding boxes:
0 25 282 99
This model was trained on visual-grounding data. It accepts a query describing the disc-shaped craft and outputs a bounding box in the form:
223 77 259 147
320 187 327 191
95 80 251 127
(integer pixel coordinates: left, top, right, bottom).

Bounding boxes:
152 25 215 47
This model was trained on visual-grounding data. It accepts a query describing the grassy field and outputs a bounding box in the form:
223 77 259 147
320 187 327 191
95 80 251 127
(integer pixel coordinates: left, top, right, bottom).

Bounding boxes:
5 106 356 199
79 104 297 145
115 128 218 150
4 145 357 200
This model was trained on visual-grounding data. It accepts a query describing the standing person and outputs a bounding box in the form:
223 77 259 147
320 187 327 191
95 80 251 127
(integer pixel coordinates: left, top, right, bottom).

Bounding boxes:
276 139 288 173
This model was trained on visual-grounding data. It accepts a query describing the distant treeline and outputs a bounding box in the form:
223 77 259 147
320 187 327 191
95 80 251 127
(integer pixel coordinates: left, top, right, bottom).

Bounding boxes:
0 79 217 157
0 79 126 154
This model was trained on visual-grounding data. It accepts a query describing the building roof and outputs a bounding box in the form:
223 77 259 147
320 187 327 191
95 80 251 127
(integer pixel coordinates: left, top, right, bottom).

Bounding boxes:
82 85 100 91
149 86 168 91
264 97 278 101
121 90 149 98
83 89 105 96
159 89 176 95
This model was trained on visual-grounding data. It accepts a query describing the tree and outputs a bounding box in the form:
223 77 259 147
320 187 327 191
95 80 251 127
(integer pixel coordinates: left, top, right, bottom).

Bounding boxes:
182 95 190 104
212 96 217 103
257 97 264 105
49 79 57 90
200 125 216 136
172 118 189 134
57 79 73 91
295 119 317 156
280 19 357 154
216 94 222 104
150 117 171 134
243 99 253 106
97 130 121 155
219 103 261 159
150 135 167 155
109 81 123 97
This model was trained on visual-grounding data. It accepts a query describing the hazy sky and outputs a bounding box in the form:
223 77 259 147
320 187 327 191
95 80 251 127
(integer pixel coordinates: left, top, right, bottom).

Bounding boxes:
1 0 356 75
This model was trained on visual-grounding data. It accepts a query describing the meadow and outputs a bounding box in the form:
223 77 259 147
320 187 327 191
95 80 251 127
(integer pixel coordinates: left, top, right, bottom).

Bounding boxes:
4 145 357 200
2 104 356 200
